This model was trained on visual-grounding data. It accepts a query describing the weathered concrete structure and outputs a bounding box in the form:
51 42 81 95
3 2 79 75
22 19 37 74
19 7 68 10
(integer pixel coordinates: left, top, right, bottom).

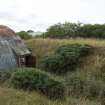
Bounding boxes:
0 25 36 70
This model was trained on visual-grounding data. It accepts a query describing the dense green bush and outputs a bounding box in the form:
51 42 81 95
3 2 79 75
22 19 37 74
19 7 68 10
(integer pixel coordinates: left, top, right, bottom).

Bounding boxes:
11 68 65 100
40 44 91 74
40 54 65 74
55 44 91 57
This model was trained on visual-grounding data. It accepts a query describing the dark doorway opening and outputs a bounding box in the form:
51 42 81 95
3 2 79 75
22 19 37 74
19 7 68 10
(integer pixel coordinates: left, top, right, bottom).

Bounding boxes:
25 55 36 67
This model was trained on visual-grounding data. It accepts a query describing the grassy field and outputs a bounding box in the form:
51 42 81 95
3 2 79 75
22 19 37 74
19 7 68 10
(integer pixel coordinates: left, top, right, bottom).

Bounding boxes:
1 38 105 105
0 87 100 105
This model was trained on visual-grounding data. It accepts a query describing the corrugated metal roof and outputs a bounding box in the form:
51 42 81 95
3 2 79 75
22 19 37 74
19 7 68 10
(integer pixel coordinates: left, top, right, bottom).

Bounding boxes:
0 25 31 55
8 36 31 55
0 36 31 55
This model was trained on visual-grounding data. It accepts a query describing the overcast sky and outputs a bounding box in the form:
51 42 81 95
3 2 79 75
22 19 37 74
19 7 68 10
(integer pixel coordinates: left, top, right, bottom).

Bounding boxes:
0 0 105 32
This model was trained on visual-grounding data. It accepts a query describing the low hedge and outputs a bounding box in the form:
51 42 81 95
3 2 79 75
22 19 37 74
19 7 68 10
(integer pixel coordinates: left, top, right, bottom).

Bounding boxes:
40 44 92 75
11 68 65 100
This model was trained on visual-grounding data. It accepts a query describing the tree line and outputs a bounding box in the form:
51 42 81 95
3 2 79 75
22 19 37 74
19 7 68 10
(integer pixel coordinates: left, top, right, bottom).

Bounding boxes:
43 22 105 39
17 31 32 40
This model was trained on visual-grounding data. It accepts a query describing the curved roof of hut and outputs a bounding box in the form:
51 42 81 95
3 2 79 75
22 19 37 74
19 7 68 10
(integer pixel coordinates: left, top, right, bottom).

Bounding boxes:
0 25 31 70
0 25 16 37
0 25 31 55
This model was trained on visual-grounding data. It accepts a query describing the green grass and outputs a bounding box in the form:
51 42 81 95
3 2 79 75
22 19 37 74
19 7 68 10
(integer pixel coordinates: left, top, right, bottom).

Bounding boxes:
0 87 100 105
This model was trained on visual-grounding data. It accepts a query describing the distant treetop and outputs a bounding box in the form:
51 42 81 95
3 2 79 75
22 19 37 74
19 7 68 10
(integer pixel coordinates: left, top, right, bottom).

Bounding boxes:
27 30 34 33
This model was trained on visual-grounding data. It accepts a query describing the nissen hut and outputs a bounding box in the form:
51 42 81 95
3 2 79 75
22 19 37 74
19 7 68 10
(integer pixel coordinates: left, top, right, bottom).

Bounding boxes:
0 25 36 70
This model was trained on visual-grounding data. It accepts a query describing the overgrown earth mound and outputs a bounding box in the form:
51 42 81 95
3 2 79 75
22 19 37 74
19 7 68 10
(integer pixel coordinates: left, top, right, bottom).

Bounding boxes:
1 38 105 105
40 44 92 74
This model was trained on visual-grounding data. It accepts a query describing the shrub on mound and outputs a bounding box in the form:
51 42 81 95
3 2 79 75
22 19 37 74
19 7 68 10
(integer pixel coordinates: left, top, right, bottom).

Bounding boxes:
55 44 91 58
40 54 65 74
40 44 92 75
11 68 65 100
